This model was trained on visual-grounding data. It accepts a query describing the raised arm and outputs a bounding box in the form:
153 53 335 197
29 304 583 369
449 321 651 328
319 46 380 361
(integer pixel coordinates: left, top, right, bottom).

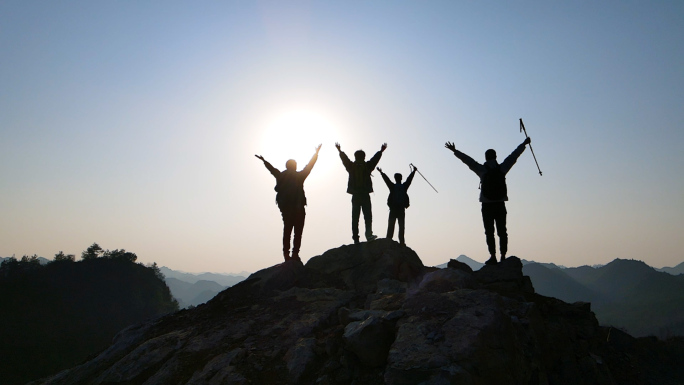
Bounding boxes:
499 138 530 174
255 154 280 177
336 142 352 170
377 167 393 189
445 141 485 176
367 142 387 169
300 144 322 178
404 166 417 189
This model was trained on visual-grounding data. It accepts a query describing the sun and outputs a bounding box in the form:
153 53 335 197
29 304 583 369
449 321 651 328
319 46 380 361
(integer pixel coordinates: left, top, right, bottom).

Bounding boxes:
259 108 339 171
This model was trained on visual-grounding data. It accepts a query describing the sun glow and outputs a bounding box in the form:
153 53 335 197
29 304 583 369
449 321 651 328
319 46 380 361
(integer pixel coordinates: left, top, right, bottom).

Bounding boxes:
258 108 340 175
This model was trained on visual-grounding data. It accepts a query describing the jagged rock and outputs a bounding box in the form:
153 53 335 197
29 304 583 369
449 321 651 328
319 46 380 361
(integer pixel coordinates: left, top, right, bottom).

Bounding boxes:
447 258 473 273
240 259 306 293
95 330 189 383
305 239 424 294
284 338 316 381
185 349 246 384
368 293 405 311
418 268 477 293
474 256 535 295
344 316 394 367
376 278 407 294
31 243 684 385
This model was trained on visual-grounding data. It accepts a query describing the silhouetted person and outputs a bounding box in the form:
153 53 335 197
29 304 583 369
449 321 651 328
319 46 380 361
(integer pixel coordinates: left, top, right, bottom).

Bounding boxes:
445 137 531 265
256 144 321 261
335 142 387 243
377 166 417 246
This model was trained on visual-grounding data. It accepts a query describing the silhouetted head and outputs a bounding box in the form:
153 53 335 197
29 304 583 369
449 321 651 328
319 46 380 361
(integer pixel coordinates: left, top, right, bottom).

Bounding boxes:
285 159 297 171
485 149 497 161
394 173 403 183
354 150 365 162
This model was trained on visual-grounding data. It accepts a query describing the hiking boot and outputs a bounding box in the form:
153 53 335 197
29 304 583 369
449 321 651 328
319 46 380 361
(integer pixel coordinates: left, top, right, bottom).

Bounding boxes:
292 251 301 261
366 234 378 242
283 251 290 261
485 256 498 265
353 236 360 244
500 255 506 263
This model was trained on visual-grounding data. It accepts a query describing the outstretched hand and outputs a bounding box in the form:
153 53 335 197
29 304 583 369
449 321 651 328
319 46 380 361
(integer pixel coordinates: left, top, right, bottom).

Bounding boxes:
377 167 382 173
255 155 265 161
444 142 456 152
315 144 322 154
411 165 418 172
381 143 387 152
335 142 341 152
524 137 531 146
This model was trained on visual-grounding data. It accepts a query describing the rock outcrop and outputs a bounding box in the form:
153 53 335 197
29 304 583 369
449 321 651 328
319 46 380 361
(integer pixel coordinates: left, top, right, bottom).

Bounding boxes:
32 239 684 385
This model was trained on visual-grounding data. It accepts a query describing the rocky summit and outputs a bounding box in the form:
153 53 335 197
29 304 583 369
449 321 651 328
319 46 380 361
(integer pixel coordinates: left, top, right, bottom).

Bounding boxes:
33 239 684 385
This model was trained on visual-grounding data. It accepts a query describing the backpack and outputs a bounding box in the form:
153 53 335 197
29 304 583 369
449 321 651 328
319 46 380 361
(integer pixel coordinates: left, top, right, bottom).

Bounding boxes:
274 171 306 208
389 183 410 209
481 164 507 200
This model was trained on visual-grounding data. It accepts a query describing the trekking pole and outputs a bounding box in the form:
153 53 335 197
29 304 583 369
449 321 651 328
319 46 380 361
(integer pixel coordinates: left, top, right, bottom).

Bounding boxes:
409 163 438 193
519 118 543 176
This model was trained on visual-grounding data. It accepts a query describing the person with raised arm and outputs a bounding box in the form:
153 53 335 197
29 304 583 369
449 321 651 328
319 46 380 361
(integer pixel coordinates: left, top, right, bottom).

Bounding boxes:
377 165 417 246
335 142 387 244
445 138 531 265
255 144 321 261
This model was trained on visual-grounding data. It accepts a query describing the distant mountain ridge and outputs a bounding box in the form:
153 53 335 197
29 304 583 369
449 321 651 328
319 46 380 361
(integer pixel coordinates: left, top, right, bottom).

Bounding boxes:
658 261 684 275
434 255 483 271
159 266 247 286
524 259 684 337
437 256 684 338
159 266 247 308
0 256 50 265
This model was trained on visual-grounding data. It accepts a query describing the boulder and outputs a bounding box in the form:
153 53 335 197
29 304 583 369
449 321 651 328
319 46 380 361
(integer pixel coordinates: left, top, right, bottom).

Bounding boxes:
474 256 535 295
305 239 424 294
344 316 394 367
417 268 477 293
447 258 473 273
284 338 317 382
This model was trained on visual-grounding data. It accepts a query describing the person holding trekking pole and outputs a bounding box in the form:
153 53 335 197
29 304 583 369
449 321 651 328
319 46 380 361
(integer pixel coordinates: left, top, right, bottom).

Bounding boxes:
377 165 417 246
255 144 321 262
445 137 531 265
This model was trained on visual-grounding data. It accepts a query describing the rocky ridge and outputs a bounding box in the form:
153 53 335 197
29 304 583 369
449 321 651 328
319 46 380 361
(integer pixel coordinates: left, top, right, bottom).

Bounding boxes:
33 239 684 384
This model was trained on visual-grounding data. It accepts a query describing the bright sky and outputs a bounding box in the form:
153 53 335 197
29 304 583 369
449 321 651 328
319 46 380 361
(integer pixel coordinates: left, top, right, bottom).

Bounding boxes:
2 1 683 274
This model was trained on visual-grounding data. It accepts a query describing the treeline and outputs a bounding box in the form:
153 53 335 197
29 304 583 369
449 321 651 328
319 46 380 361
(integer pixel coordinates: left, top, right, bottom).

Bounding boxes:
0 243 179 385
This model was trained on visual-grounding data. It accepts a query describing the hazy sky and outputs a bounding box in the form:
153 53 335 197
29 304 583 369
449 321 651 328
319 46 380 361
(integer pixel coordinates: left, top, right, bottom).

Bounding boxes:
2 1 683 274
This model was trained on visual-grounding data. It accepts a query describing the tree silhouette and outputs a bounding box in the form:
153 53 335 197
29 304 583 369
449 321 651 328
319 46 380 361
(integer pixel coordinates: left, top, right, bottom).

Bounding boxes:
54 251 76 262
81 243 103 260
103 249 137 262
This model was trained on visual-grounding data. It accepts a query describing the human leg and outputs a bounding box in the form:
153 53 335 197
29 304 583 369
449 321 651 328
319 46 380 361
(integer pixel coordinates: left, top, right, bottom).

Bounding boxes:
291 207 306 260
386 209 396 239
351 195 362 243
494 203 508 261
481 203 497 264
281 209 294 261
397 209 406 245
359 194 375 240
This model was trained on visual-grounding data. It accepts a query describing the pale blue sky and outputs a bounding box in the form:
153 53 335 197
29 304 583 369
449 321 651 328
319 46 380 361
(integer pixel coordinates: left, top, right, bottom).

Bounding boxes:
1 1 683 273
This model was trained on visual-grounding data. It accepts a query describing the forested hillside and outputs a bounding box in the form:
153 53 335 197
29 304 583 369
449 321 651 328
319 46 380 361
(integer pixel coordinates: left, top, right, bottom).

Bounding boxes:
0 247 178 385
